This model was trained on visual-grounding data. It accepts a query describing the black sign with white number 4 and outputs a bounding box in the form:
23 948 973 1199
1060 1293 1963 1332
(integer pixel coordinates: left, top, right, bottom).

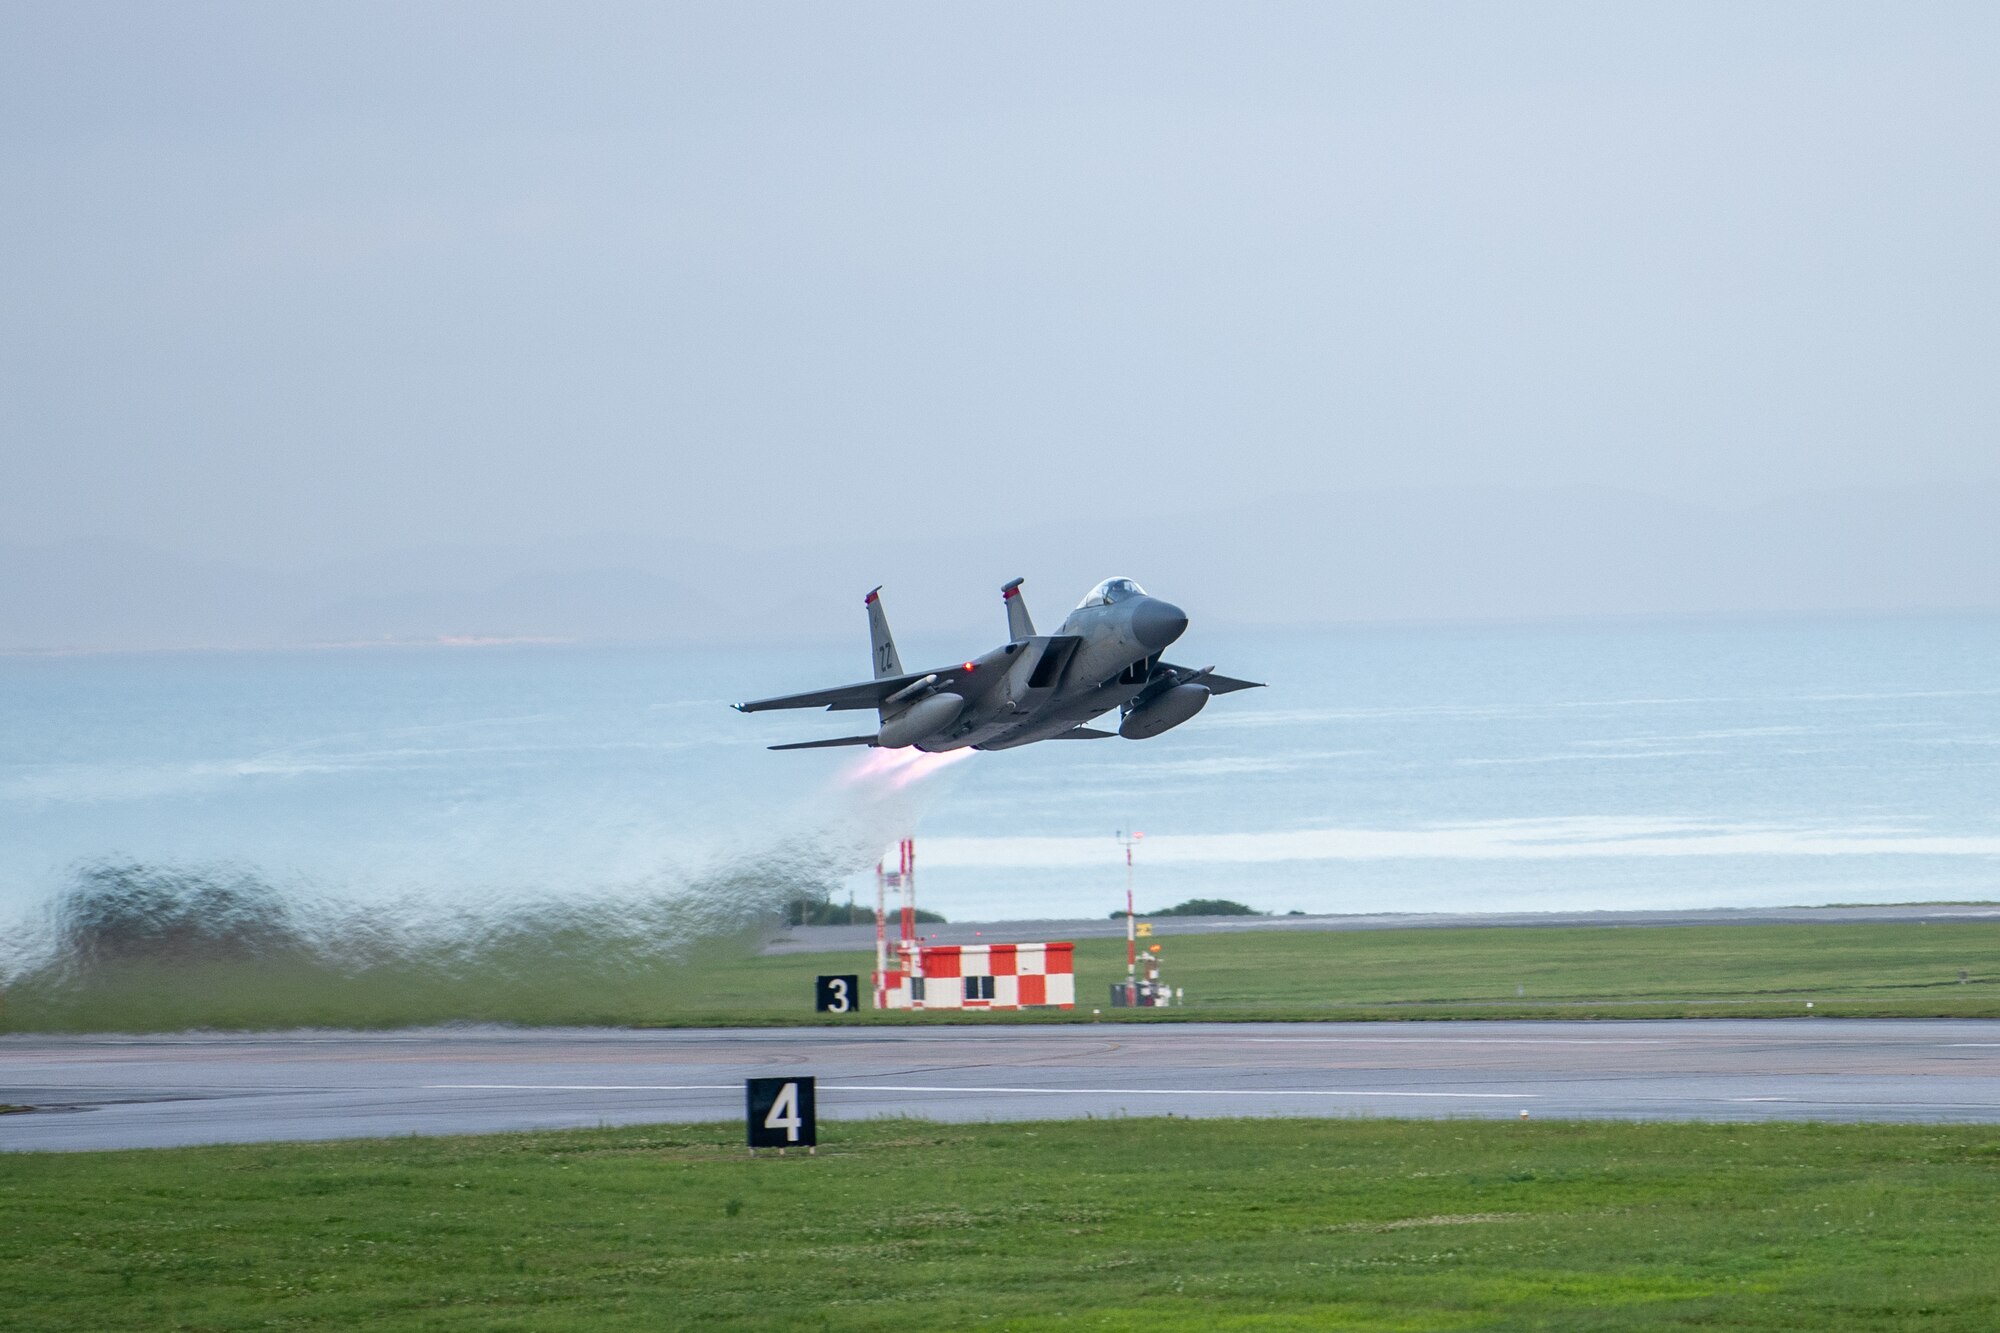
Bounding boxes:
746 1076 816 1148
815 974 860 1013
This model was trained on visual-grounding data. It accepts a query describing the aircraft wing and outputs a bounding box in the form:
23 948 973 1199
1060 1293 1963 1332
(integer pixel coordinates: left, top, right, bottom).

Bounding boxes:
1159 662 1265 696
733 664 981 714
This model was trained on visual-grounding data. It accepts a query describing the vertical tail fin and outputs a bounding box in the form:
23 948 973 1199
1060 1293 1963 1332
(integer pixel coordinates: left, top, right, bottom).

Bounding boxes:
1002 577 1036 639
865 586 903 679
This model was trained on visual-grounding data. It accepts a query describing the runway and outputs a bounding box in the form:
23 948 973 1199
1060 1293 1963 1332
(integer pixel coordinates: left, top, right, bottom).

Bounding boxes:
5 1019 1997 1152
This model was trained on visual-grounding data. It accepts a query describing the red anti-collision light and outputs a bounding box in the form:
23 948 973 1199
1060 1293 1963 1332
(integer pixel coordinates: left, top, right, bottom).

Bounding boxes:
962 662 976 671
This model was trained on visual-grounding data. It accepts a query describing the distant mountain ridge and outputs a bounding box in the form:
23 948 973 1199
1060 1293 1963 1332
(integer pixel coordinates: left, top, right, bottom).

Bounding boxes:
4 482 1996 652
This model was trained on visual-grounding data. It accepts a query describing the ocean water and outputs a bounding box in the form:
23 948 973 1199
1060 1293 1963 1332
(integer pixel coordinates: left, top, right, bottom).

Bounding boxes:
2 615 1997 942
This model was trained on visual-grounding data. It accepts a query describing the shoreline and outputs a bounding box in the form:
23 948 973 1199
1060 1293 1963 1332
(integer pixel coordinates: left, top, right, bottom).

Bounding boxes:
761 901 2000 954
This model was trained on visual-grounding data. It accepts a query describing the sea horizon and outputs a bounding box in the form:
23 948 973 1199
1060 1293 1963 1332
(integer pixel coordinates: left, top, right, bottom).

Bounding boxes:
3 611 1997 958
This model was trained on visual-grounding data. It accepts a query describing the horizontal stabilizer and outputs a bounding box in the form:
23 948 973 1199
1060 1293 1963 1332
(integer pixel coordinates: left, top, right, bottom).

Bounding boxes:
735 661 980 713
735 672 925 713
1051 726 1116 740
769 734 878 751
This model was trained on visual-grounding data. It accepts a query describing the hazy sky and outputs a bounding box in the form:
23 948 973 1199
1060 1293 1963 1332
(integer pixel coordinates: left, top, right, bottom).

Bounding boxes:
4 3 1995 568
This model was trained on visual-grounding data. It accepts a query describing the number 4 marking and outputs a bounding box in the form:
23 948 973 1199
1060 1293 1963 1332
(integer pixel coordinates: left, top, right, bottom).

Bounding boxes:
764 1081 802 1142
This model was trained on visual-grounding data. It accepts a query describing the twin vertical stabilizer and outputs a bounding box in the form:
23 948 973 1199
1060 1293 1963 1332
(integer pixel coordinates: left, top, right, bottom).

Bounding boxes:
865 587 902 680
1002 577 1036 639
868 579 1035 676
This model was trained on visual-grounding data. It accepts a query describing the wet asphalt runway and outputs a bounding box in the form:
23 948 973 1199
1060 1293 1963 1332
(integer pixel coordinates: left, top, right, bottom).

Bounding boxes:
4 1020 1998 1152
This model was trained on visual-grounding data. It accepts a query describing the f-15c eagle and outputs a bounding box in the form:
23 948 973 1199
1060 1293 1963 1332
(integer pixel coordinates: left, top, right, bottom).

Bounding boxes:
734 577 1263 752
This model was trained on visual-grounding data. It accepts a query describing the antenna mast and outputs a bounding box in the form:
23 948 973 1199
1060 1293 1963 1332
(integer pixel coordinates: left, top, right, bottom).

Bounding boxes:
1116 829 1144 986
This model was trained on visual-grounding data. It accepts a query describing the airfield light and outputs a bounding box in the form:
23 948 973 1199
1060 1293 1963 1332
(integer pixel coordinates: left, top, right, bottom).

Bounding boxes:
873 839 918 1008
1116 829 1146 989
874 855 888 1011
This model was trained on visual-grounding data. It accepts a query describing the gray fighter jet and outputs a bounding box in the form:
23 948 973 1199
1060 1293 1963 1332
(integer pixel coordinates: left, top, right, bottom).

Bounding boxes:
734 577 1263 751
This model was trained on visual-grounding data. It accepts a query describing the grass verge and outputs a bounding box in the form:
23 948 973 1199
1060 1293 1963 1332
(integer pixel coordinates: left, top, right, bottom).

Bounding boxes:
6 921 1996 1031
638 921 2000 1025
3 1117 1997 1330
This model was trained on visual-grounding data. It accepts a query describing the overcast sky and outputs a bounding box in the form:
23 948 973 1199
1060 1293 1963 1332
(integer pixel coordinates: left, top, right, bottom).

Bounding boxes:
3 3 1995 570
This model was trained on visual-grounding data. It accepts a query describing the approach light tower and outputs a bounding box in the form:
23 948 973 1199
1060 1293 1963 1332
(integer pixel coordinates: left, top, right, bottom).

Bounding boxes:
1116 829 1145 986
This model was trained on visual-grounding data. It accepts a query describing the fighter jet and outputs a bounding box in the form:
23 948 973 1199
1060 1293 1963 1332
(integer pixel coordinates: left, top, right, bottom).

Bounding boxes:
734 577 1263 751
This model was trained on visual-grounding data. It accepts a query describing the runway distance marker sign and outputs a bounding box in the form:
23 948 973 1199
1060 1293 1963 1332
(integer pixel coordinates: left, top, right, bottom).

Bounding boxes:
746 1077 817 1150
815 975 859 1013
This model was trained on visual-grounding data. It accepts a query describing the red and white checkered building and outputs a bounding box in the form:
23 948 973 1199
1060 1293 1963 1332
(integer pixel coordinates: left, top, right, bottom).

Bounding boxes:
879 941 1075 1011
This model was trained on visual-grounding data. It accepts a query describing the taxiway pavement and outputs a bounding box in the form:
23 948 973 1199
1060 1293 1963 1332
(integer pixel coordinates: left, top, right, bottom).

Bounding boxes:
4 1019 1997 1152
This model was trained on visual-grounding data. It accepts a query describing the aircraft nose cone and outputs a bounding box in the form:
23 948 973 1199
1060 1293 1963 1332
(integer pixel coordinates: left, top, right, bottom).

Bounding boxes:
1132 598 1188 651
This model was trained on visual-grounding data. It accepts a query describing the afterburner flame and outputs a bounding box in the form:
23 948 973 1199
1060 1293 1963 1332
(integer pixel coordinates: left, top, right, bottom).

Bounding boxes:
839 745 976 791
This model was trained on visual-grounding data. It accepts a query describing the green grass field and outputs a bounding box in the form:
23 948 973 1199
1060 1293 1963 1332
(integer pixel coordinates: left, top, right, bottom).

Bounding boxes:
6 921 1996 1030
1084 921 2000 1020
683 921 2000 1026
748 920 2000 1020
4 1117 1997 1330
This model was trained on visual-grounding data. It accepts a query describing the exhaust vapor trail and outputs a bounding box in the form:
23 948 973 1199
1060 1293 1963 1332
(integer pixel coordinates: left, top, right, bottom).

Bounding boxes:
0 742 979 1032
838 746 977 792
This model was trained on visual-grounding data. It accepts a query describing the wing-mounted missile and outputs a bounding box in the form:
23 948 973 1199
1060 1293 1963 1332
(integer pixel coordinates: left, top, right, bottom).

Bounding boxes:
877 658 993 749
875 669 963 749
882 673 941 707
1001 577 1036 639
1128 662 1210 707
1152 661 1265 697
876 664 960 748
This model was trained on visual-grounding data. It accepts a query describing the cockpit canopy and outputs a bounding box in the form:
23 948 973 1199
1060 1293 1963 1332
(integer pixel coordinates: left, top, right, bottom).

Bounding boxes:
1076 577 1147 609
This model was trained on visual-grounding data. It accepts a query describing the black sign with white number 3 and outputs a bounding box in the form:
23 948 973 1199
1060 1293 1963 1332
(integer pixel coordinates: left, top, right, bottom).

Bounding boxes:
815 974 859 1013
746 1077 816 1148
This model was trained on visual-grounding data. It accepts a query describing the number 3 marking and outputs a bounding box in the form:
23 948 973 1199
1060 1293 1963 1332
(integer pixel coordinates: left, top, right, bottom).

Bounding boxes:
827 978 850 1012
764 1081 802 1141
